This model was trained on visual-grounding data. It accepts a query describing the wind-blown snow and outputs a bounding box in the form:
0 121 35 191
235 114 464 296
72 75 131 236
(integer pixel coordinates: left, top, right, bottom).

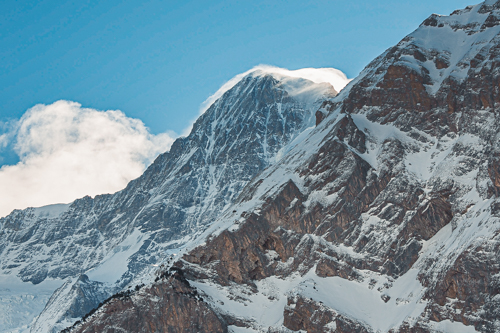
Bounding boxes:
32 203 71 219
199 65 351 115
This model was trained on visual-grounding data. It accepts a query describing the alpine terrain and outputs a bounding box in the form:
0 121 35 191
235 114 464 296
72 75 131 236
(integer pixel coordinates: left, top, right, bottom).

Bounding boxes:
0 67 347 332
3 0 500 332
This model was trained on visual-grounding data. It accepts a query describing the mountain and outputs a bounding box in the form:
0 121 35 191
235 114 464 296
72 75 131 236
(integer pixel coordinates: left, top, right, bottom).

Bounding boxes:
63 1 500 333
0 68 346 333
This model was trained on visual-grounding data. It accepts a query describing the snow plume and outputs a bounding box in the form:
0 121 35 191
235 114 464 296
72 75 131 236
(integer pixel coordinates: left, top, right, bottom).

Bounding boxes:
0 100 174 217
183 65 351 136
259 66 352 92
200 65 351 115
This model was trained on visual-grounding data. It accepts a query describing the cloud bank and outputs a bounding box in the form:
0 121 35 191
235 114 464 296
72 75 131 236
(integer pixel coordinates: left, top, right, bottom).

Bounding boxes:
0 100 174 217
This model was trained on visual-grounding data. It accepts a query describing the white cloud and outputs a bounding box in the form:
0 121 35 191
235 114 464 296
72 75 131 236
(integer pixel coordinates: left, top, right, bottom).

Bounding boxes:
0 120 17 150
0 100 174 217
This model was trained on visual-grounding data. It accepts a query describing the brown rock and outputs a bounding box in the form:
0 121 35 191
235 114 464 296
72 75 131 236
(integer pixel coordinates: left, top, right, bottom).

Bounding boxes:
69 271 227 333
284 296 371 333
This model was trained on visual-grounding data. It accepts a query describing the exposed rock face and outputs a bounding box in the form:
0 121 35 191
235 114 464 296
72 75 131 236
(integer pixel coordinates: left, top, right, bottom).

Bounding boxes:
284 296 371 333
68 270 227 333
32 275 113 333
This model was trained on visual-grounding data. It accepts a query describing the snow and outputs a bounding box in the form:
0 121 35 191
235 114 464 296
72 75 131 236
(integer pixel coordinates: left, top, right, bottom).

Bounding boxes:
430 319 479 333
191 275 296 331
278 78 334 111
417 197 497 272
296 268 427 332
86 228 146 283
192 266 428 332
265 66 351 92
0 275 63 333
228 326 258 333
200 65 351 114
30 279 75 333
192 255 479 332
275 126 315 163
350 113 487 186
32 203 71 219
324 321 337 331
351 112 413 171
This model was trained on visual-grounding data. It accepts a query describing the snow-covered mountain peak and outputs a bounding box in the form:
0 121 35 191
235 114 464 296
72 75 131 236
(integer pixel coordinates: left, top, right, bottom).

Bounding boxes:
338 0 500 104
200 65 350 114
405 0 500 93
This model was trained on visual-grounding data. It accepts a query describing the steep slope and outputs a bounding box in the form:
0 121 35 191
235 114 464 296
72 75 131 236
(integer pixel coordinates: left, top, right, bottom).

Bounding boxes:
68 1 500 333
0 68 344 332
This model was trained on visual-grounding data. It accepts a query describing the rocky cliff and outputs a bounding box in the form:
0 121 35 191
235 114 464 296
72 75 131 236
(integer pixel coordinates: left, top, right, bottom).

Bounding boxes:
66 1 500 332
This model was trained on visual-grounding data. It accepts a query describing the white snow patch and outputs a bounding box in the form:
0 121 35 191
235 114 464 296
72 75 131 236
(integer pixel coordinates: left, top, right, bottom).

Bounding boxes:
430 319 479 333
295 269 427 332
32 203 71 219
228 326 259 333
86 228 146 283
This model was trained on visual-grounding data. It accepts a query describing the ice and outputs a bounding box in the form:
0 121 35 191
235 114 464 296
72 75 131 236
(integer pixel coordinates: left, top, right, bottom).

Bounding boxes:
0 275 63 333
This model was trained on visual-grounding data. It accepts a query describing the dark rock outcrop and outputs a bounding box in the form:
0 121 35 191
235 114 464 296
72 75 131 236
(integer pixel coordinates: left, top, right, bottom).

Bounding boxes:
69 270 227 333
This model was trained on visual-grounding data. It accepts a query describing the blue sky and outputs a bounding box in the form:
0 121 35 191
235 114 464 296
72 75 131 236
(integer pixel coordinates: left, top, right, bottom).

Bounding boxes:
0 0 477 215
1 0 474 136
